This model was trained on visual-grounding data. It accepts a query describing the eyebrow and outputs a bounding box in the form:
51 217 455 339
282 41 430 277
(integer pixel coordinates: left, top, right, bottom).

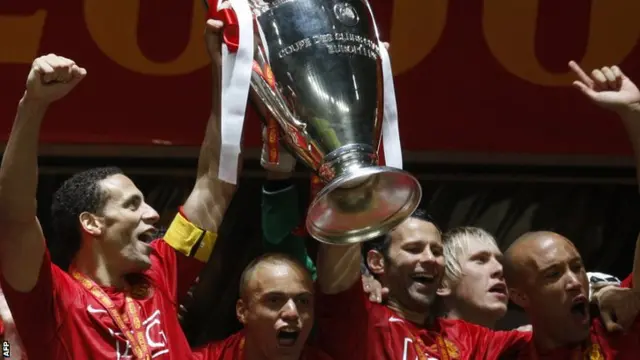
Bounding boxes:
470 250 502 260
538 262 561 273
122 193 143 206
538 255 583 271
262 291 313 298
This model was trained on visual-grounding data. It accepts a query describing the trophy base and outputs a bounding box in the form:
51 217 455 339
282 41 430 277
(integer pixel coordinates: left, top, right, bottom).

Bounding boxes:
305 166 422 245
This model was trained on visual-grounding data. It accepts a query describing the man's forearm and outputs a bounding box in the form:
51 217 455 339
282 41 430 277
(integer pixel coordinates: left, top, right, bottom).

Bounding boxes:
181 63 237 232
317 244 362 294
0 98 47 221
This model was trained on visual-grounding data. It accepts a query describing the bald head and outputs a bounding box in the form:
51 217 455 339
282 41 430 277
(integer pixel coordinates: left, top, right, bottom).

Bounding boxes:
504 231 576 285
239 253 313 301
504 231 591 347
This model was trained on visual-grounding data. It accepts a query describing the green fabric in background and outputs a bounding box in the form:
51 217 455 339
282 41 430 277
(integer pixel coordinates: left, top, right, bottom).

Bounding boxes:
261 184 317 281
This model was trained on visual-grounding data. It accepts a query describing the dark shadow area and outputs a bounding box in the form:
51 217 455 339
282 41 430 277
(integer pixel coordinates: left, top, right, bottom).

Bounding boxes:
32 159 639 341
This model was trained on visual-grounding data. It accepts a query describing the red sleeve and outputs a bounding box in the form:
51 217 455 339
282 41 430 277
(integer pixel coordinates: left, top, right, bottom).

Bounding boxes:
146 209 217 305
0 250 81 350
464 321 531 358
315 279 370 360
192 332 241 360
621 274 633 288
147 239 205 305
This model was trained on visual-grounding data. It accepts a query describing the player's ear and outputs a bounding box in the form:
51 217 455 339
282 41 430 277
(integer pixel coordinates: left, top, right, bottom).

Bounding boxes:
437 278 453 297
367 250 385 276
236 299 248 325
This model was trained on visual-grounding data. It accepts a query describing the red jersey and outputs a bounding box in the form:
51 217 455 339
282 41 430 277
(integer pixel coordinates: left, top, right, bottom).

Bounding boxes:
515 273 640 359
514 315 640 359
192 331 332 360
315 279 530 360
0 212 216 360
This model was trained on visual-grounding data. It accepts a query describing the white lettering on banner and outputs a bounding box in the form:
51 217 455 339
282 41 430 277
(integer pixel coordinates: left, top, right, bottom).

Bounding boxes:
88 306 169 359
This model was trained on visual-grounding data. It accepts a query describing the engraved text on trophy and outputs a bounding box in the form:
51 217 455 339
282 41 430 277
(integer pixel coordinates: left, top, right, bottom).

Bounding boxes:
277 32 380 60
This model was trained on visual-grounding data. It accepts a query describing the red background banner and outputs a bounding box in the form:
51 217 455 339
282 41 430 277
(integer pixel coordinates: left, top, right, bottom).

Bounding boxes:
1 0 640 158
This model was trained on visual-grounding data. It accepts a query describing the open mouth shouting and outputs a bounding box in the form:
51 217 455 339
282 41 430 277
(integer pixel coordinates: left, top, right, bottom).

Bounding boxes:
569 294 589 325
137 228 157 243
488 282 508 300
411 272 437 286
276 328 300 347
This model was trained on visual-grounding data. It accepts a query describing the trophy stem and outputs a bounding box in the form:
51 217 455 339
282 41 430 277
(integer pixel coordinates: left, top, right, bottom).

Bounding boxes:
306 149 422 244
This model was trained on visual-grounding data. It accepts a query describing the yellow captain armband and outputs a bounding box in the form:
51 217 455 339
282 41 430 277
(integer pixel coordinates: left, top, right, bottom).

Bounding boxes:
163 211 217 263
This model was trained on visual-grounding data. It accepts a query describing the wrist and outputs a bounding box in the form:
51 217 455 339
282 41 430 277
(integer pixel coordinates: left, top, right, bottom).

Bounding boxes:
617 105 640 121
19 93 51 112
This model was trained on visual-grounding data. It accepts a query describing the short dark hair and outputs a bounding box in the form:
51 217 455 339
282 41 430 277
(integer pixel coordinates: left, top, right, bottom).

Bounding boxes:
238 253 312 300
49 167 123 270
361 208 440 274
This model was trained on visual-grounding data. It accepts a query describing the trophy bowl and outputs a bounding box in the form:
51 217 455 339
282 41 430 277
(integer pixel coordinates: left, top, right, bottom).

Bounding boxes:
246 0 422 244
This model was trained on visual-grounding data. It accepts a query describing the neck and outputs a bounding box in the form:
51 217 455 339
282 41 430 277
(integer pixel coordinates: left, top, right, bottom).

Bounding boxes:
530 324 585 354
532 330 566 353
386 297 429 326
243 336 302 360
445 306 497 329
243 338 266 360
72 241 126 289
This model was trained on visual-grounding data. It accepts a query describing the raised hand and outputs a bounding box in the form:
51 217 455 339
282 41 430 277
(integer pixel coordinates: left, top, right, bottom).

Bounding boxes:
593 285 640 332
24 54 86 104
362 273 389 304
569 61 640 114
205 17 223 67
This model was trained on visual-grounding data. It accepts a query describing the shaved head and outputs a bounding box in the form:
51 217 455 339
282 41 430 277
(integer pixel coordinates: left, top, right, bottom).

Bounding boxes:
504 231 575 286
504 231 590 348
239 253 313 300
236 253 315 359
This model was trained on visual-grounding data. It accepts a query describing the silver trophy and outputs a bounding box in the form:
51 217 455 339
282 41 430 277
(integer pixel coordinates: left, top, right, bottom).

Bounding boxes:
248 0 422 244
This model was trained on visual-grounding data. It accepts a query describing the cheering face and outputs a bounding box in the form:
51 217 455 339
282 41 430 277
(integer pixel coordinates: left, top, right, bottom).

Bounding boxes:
385 218 444 312
93 174 159 274
517 235 590 343
240 262 314 360
448 241 508 318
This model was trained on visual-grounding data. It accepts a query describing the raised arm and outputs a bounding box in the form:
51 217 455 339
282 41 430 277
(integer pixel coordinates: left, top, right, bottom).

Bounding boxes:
570 61 640 277
0 55 85 292
316 243 362 294
570 61 640 331
181 20 236 233
260 127 319 279
569 61 640 191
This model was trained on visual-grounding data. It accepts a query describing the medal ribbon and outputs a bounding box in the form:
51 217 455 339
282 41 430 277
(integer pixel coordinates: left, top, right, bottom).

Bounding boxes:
252 61 326 237
409 332 451 360
252 61 280 166
71 269 151 360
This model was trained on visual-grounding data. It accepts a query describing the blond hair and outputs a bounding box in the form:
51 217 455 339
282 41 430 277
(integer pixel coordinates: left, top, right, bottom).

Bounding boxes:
442 227 499 285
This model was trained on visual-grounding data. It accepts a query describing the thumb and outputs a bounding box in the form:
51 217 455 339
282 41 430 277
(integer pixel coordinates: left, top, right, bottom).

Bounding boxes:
206 19 224 33
600 310 624 333
572 81 599 100
68 66 87 86
381 287 390 300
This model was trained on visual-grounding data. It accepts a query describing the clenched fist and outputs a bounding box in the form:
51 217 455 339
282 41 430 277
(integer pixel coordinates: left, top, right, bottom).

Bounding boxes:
24 54 86 104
